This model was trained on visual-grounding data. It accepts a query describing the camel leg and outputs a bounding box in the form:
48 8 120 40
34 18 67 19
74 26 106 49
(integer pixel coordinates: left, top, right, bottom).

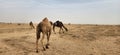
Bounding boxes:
36 31 40 53
59 27 62 34
48 30 51 44
61 27 64 33
46 33 49 49
36 39 39 53
41 32 45 51
46 31 51 49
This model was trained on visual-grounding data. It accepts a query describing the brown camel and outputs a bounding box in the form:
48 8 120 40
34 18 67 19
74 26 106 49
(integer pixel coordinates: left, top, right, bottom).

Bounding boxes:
53 20 68 34
29 21 35 29
36 17 52 53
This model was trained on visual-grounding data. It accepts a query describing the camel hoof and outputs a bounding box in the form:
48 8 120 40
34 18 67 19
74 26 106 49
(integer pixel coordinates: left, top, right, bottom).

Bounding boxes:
36 50 39 53
42 48 46 51
46 44 49 49
46 45 49 49
46 46 49 49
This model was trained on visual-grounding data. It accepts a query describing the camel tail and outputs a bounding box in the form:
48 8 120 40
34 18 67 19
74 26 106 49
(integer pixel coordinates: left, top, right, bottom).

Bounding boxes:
63 25 68 31
36 25 41 40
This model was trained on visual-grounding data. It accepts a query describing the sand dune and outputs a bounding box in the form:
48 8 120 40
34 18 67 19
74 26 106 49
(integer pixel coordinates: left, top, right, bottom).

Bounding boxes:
0 23 120 55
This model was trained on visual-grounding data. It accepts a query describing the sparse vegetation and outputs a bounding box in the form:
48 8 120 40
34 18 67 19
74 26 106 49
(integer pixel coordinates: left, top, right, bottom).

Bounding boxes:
0 23 120 55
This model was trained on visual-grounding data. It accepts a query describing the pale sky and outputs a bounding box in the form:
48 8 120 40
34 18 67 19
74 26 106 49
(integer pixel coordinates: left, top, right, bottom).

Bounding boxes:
0 0 120 24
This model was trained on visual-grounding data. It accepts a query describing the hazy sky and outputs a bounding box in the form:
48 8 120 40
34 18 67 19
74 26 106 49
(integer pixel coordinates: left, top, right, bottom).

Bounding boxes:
0 0 120 24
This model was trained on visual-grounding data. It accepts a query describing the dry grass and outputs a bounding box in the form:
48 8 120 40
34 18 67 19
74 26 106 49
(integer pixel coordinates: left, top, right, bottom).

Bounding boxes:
0 23 120 55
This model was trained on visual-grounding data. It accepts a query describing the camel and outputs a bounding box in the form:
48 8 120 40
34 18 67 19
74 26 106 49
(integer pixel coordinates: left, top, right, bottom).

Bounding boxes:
53 20 68 34
29 21 35 29
50 21 53 25
36 17 52 53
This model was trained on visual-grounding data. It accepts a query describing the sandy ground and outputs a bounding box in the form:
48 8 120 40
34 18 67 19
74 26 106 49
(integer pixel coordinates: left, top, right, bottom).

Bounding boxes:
0 23 120 55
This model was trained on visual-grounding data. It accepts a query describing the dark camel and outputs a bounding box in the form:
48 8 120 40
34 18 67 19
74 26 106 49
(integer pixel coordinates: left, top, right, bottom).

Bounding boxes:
36 17 52 53
29 21 35 29
53 20 68 34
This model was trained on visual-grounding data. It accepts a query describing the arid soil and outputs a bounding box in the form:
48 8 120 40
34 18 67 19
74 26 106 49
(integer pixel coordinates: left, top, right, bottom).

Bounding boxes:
0 23 120 55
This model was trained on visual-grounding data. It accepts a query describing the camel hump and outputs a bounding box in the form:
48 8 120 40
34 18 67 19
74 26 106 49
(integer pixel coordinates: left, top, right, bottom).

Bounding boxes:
42 17 49 22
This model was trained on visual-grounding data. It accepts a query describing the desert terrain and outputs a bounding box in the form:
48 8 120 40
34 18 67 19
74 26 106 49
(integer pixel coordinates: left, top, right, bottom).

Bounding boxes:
0 23 120 55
